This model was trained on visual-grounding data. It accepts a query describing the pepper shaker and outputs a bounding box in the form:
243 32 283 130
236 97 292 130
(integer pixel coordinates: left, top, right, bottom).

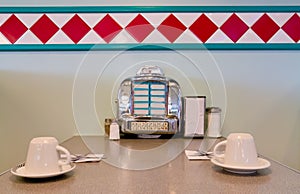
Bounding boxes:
104 118 112 136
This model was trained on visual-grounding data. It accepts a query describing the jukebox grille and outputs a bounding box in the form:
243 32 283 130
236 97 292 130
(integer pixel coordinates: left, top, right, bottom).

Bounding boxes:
130 121 169 131
133 81 167 116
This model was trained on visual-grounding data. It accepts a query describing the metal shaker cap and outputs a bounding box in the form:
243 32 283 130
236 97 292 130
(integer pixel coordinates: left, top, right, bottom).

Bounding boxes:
206 107 221 113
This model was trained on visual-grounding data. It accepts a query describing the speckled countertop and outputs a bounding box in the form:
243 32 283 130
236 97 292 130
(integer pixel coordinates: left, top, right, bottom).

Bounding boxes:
1 136 299 194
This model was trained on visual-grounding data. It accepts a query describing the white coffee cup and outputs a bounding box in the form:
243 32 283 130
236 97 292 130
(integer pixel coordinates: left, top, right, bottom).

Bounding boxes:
213 133 258 167
24 137 71 175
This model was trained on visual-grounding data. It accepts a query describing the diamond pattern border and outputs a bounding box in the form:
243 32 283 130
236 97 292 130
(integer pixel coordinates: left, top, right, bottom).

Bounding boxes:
0 6 300 50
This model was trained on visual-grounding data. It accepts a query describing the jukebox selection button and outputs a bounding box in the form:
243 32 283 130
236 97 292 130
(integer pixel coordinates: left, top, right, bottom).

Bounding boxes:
150 109 165 115
134 109 149 115
151 84 165 89
134 90 149 95
151 90 165 95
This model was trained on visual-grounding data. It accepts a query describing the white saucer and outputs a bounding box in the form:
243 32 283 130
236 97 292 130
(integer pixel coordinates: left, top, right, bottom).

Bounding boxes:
211 157 270 174
11 163 76 178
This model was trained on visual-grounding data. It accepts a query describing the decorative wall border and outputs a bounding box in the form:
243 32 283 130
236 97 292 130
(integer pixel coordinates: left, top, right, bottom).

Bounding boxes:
0 6 300 51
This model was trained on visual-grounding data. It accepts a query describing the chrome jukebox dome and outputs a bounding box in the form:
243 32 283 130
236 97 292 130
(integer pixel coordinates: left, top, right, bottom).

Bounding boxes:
116 65 182 135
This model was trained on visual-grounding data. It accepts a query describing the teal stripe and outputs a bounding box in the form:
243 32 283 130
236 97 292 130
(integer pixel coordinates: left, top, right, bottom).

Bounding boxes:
0 6 300 13
150 108 165 110
151 95 166 97
134 101 149 104
134 95 149 97
134 88 148 91
134 108 148 110
151 89 166 91
1 44 300 51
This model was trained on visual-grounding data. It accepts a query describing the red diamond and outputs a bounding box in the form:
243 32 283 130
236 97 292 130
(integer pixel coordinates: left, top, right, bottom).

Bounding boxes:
62 14 91 44
189 14 218 43
220 14 249 43
282 13 300 42
157 14 187 43
125 14 154 42
93 14 122 43
251 14 280 43
30 14 59 44
0 14 28 44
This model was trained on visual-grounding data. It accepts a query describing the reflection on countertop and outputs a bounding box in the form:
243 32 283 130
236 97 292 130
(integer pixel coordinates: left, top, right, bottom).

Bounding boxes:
1 136 300 194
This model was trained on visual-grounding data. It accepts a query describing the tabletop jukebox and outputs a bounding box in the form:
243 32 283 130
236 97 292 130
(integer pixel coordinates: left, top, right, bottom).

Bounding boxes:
116 65 182 135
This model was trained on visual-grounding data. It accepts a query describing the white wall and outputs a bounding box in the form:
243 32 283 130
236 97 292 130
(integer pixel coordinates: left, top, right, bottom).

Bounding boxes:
0 52 79 172
1 1 300 172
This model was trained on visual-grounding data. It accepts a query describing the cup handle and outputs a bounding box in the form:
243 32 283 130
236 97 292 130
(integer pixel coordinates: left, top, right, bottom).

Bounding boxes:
56 145 71 166
213 140 227 159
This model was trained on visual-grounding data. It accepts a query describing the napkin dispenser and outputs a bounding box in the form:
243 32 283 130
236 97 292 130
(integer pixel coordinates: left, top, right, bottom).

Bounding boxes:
182 96 206 137
116 65 181 135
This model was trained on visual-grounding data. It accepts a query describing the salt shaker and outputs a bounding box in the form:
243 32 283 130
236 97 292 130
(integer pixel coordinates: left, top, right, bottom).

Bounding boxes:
109 120 120 140
206 107 222 138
